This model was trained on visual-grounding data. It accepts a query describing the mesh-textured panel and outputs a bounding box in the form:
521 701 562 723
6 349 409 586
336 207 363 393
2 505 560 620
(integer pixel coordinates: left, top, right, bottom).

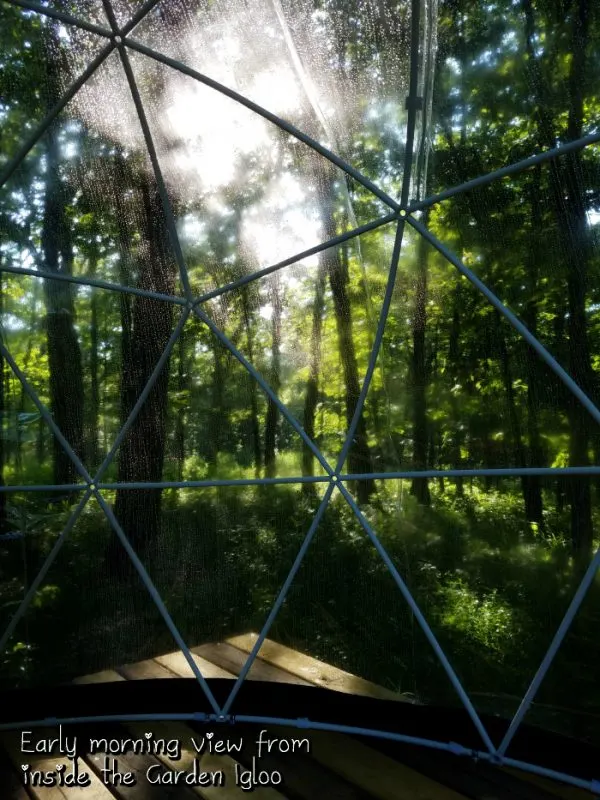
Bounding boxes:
1 0 599 790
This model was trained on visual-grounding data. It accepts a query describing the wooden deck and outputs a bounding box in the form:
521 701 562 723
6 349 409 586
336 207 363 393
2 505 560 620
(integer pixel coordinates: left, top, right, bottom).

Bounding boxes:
0 633 595 799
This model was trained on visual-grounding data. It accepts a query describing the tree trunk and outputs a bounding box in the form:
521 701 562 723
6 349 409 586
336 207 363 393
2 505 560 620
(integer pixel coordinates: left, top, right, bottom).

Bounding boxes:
241 286 261 477
174 328 186 482
264 273 282 479
317 169 373 501
17 291 38 477
88 255 100 471
302 261 327 490
448 291 464 497
207 340 225 476
112 154 134 473
109 180 177 577
36 416 45 465
41 124 85 487
410 211 431 505
522 165 545 530
0 270 5 533
496 314 543 525
563 0 594 564
523 0 594 563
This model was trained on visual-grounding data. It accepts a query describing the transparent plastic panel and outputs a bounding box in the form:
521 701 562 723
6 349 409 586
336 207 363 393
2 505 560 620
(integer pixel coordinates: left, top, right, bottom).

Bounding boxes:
0 392 84 490
89 296 185 484
342 233 583 493
0 491 98 691
427 0 600 192
0 484 329 692
122 483 328 678
0 51 189 298
0 3 108 173
102 312 329 483
0 490 86 689
514 555 600 750
199 223 397 471
256 485 489 744
121 48 391 298
1 0 599 782
343 476 600 746
430 147 600 437
0 269 184 485
0 275 92 488
0 492 191 691
131 0 413 201
0 267 334 492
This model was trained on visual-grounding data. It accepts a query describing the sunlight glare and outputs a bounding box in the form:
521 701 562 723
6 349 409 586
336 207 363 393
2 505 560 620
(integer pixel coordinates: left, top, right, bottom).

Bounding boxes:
241 173 322 269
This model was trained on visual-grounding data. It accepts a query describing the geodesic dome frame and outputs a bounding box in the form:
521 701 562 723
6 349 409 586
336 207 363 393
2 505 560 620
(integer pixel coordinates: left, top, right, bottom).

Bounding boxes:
1 0 599 792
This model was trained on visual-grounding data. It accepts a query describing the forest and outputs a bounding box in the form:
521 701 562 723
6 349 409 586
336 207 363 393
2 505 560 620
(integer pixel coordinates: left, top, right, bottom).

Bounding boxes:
1 0 600 747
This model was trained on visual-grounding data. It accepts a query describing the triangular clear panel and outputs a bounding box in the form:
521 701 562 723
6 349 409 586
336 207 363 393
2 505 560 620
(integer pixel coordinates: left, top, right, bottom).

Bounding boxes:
126 47 392 298
343 231 589 489
0 3 108 175
132 0 413 204
200 222 398 471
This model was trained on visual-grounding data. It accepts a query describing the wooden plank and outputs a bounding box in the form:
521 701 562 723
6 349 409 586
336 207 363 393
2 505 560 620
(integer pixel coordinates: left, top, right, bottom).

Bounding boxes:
154 651 235 680
190 647 391 798
71 670 198 798
66 640 589 800
116 658 178 681
74 650 233 685
125 720 288 800
227 633 410 702
0 729 116 800
79 723 197 800
374 741 567 800
197 640 473 798
272 726 469 800
190 641 596 800
196 641 471 798
73 670 125 685
504 767 596 800
69 664 289 799
193 642 313 687
221 723 373 800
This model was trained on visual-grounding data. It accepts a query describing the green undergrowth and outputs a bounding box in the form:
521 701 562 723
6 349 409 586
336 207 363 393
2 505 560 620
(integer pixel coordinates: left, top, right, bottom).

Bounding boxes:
1 480 599 744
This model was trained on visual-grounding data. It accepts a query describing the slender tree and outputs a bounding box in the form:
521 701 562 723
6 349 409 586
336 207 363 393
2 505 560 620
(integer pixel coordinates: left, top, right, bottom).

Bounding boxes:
264 273 282 479
410 211 431 505
302 261 328 487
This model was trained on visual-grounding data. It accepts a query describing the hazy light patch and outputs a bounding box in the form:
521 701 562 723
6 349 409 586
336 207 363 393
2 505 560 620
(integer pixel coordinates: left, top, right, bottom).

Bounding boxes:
180 214 207 245
251 69 301 113
259 303 273 321
63 141 78 159
446 57 462 75
163 79 272 193
283 268 305 294
77 284 93 299
20 252 35 269
587 209 600 226
70 0 399 292
218 35 241 61
206 197 230 217
241 173 321 269
76 55 143 154
3 313 28 332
